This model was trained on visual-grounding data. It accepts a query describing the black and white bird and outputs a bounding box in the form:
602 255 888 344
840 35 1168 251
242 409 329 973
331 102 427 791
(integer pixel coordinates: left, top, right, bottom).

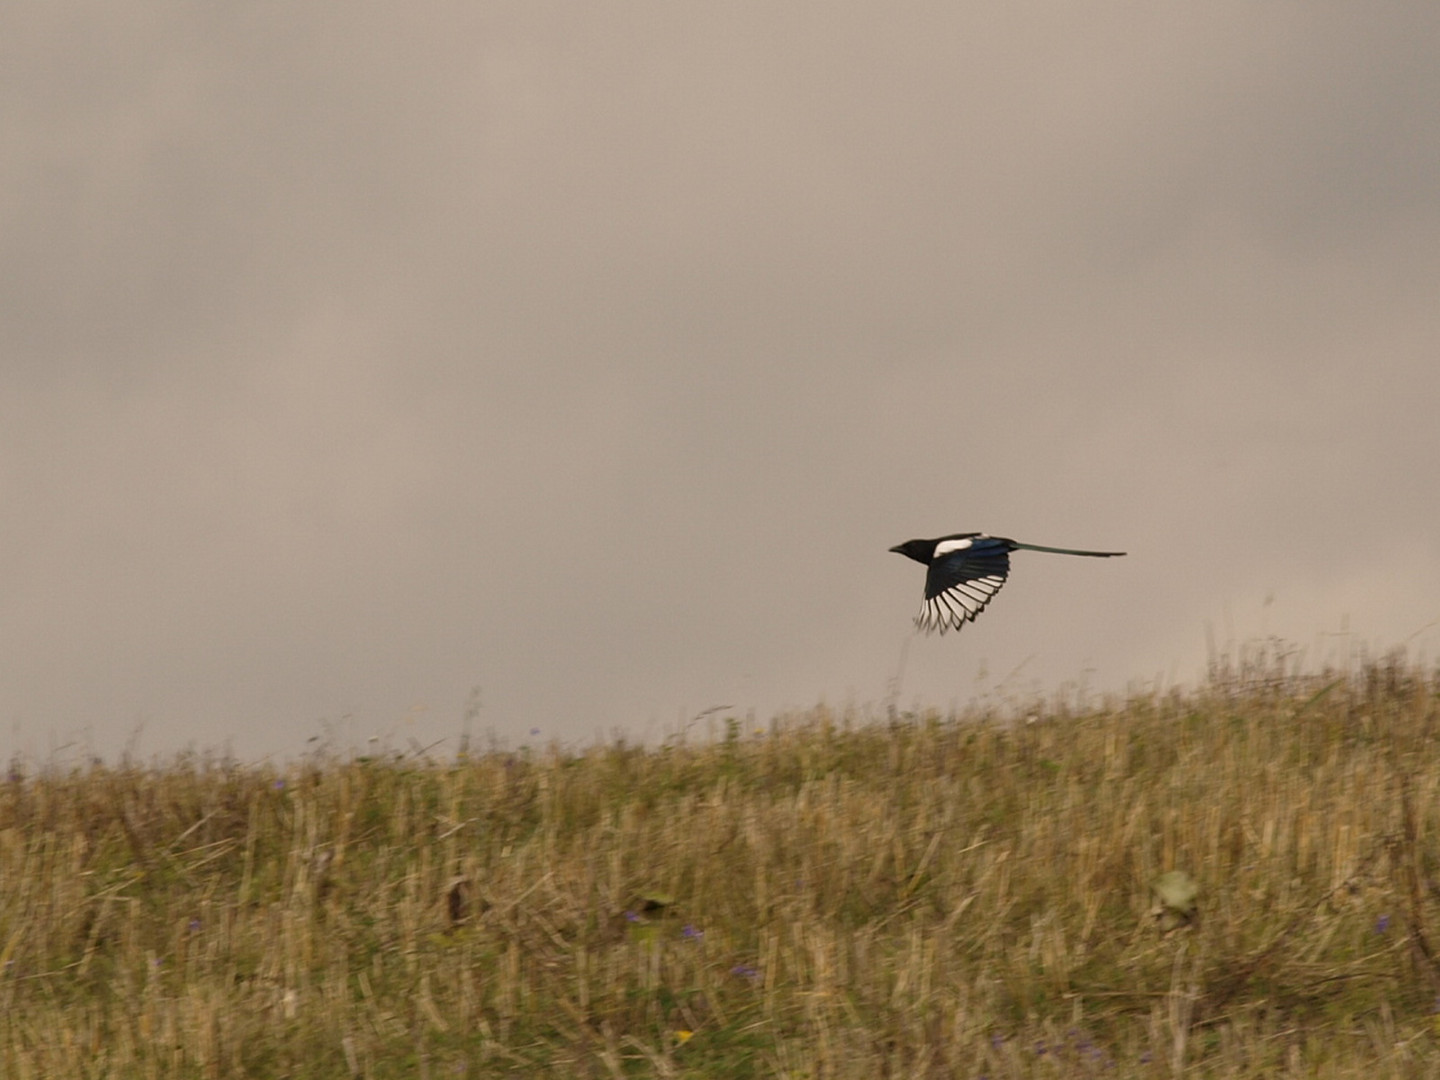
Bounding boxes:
890 533 1125 635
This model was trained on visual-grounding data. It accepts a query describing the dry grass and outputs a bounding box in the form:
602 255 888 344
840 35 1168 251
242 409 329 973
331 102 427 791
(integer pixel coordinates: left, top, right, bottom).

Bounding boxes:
3 644 1440 1077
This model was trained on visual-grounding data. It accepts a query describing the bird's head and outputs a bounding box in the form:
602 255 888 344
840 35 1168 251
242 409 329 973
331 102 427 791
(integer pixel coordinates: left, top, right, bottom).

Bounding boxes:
889 538 936 565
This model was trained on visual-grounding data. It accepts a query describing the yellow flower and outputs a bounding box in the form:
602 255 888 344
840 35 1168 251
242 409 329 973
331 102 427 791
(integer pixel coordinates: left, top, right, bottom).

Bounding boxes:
674 1030 694 1044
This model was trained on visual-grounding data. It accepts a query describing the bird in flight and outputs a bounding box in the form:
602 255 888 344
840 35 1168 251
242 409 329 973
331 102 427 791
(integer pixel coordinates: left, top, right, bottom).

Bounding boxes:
890 533 1125 635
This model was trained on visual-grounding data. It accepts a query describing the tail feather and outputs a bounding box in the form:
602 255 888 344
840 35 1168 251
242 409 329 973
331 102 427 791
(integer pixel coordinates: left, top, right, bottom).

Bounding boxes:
1010 542 1126 558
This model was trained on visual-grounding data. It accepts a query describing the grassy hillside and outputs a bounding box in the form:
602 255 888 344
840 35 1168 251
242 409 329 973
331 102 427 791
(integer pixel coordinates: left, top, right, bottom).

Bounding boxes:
2 646 1439 1077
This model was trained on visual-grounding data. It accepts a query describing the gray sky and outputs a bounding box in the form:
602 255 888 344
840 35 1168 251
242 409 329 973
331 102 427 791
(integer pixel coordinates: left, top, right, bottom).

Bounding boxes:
4 3 1438 761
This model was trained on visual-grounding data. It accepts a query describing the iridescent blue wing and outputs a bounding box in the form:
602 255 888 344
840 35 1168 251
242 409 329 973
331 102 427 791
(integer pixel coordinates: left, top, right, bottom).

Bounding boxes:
917 535 1013 634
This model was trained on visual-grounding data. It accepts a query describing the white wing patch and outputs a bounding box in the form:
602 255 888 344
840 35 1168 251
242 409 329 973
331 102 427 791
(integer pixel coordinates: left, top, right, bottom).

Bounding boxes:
915 573 1007 634
931 536 978 557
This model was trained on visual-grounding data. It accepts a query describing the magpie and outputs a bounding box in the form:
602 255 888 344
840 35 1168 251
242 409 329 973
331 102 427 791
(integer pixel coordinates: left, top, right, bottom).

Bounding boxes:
890 533 1125 635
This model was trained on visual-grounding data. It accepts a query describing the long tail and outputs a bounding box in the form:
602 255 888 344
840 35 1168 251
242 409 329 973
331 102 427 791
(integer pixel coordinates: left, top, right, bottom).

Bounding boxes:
1011 542 1126 558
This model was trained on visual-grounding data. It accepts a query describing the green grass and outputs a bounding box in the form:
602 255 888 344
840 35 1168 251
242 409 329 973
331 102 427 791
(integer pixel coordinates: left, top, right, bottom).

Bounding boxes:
3 644 1440 1077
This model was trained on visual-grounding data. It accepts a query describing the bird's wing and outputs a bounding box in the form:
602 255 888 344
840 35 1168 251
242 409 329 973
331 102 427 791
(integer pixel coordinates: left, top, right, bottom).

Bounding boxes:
917 536 1012 634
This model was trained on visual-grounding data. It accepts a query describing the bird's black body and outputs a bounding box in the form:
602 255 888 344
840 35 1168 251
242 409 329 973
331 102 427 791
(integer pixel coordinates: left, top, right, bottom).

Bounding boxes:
889 532 1125 635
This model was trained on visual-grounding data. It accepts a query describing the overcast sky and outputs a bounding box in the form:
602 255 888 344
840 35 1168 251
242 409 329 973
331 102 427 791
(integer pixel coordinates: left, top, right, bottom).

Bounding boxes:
3 3 1437 762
